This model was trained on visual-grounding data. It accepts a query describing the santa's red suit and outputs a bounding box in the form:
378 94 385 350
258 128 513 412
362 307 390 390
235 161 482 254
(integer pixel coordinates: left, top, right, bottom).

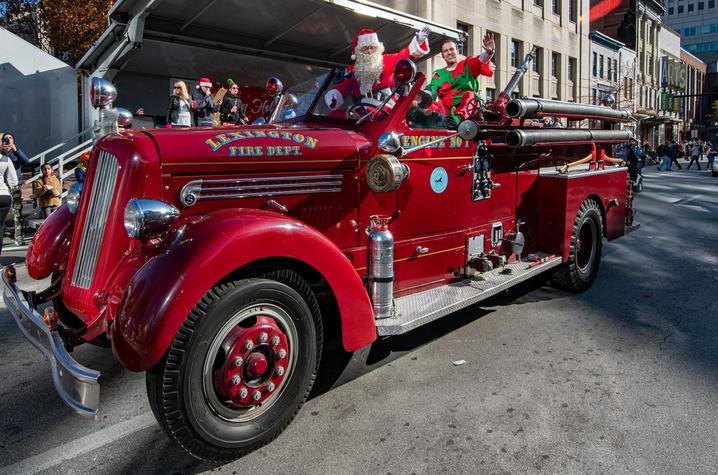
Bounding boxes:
325 28 430 110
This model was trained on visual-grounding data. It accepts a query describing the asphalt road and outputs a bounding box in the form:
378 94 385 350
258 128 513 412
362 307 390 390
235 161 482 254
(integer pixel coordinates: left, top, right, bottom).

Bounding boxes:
1 166 717 474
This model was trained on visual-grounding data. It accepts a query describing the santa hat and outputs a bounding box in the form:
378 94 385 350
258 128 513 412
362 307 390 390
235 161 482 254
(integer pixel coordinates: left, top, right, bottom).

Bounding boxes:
198 77 212 88
352 28 379 59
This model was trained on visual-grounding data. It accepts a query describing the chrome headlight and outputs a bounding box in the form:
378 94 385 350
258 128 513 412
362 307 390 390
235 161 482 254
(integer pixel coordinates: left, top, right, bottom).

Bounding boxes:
124 199 180 239
66 183 82 214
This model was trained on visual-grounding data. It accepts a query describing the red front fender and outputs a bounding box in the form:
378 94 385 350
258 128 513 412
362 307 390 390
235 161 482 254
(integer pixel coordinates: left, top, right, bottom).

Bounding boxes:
26 204 74 280
111 208 376 371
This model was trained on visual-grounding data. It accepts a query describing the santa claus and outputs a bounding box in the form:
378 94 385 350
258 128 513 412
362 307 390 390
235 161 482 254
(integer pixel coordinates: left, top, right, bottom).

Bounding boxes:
324 26 431 110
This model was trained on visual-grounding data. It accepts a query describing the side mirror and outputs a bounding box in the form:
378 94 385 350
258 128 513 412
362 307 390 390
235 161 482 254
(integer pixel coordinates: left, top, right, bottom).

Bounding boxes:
602 94 616 107
90 77 117 108
394 58 417 85
266 77 283 97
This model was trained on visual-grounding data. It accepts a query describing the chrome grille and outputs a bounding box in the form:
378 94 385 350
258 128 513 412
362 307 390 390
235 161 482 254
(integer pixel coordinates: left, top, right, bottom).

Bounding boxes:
179 174 343 207
71 150 119 289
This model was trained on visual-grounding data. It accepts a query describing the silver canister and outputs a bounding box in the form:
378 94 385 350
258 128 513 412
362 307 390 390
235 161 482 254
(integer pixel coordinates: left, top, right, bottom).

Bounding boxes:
366 216 395 319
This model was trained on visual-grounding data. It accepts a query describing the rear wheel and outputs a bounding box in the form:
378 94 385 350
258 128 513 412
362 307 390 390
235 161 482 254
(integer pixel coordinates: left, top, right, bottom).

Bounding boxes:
147 270 322 462
553 199 603 292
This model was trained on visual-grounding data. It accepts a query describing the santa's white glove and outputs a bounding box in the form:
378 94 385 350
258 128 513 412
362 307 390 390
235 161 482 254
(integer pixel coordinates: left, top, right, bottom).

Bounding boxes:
416 26 431 43
324 89 344 110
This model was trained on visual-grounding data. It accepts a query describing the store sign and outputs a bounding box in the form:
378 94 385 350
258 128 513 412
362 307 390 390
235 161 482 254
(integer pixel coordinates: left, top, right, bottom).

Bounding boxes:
660 57 686 89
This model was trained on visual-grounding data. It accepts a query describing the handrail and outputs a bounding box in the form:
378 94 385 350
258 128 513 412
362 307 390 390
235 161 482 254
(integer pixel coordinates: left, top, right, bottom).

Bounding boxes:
25 141 93 191
27 128 94 166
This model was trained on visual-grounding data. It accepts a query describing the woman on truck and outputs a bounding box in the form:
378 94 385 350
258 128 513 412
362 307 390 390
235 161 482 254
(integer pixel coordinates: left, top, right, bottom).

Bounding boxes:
166 81 192 128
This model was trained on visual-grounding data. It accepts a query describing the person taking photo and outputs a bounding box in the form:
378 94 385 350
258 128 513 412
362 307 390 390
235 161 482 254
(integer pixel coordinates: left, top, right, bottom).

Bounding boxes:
1 133 29 246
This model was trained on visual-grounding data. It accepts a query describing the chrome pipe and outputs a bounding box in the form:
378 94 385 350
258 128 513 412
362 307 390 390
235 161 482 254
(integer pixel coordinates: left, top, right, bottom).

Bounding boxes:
505 129 633 148
505 98 631 121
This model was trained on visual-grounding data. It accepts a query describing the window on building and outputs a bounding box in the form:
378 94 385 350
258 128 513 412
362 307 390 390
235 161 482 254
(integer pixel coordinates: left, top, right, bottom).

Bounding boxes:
568 57 577 82
592 88 597 104
511 39 521 68
534 0 543 6
699 1 705 8
599 54 604 78
552 52 560 79
533 47 543 73
485 88 496 101
592 52 597 77
552 0 560 14
688 3 694 11
710 0 715 7
456 22 471 56
679 5 684 12
569 0 577 21
669 6 674 13
607 59 612 81
613 59 618 81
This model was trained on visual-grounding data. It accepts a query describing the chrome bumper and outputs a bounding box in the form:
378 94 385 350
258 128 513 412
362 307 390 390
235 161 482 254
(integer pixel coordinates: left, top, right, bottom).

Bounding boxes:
2 266 100 416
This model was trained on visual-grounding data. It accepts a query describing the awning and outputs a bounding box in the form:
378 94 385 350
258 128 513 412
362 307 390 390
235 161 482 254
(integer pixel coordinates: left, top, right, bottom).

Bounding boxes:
77 0 464 84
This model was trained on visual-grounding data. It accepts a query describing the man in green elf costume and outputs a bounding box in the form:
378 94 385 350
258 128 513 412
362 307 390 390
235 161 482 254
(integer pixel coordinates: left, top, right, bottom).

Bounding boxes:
429 33 495 121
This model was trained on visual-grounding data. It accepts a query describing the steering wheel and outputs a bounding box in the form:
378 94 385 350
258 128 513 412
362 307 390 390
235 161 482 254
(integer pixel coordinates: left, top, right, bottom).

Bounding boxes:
346 97 386 120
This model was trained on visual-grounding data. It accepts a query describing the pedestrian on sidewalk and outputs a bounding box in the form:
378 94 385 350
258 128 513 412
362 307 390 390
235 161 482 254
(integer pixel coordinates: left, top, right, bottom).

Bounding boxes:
656 141 672 171
687 141 702 170
34 164 61 218
0 151 19 255
669 140 683 170
707 143 716 170
1 133 29 245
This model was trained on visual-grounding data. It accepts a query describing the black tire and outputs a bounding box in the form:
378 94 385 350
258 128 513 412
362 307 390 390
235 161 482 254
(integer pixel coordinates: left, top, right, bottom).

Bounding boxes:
553 199 603 292
147 269 322 462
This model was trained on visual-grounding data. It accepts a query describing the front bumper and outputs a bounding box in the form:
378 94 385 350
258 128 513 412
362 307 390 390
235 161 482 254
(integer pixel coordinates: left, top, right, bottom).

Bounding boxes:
2 265 100 416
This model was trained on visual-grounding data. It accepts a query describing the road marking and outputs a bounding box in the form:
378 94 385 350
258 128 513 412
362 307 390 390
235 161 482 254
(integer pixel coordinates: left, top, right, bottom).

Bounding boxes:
0 412 156 475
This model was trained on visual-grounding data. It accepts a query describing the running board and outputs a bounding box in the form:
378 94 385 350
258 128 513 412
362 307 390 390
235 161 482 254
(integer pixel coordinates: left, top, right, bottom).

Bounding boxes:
376 255 563 336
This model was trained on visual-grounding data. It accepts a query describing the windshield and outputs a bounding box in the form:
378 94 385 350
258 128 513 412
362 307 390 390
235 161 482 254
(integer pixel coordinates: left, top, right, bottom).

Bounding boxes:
274 69 392 123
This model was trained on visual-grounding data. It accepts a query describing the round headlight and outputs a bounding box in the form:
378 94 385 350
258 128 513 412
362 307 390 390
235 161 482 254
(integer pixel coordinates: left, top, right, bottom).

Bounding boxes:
66 183 82 214
124 199 180 239
90 77 117 108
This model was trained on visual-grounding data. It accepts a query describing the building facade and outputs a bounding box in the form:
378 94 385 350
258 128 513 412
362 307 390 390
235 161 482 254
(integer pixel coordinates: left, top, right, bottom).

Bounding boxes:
590 0 664 145
373 0 591 104
656 25 682 142
663 0 718 64
680 48 708 139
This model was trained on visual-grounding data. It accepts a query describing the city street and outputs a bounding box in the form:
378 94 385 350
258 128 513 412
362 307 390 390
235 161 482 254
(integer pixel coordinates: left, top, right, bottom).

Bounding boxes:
0 166 716 474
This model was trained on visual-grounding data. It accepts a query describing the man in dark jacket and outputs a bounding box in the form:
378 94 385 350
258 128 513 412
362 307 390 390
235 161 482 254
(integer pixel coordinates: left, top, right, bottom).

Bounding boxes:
192 77 218 127
669 140 683 169
1 133 29 246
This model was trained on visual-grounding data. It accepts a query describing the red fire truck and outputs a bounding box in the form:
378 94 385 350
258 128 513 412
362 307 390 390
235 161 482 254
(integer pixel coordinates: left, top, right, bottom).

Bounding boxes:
3 55 634 461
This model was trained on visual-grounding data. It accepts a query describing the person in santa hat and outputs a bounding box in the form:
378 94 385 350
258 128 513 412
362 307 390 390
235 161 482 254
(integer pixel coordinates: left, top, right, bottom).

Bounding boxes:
428 34 495 121
192 77 218 126
324 26 431 110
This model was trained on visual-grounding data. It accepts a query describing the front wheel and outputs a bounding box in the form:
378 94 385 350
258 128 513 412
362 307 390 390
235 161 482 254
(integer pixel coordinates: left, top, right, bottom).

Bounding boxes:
552 199 603 292
147 270 322 461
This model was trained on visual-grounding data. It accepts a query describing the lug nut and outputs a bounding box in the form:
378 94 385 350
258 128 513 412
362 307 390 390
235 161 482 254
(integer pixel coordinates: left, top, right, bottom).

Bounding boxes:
239 388 248 398
233 356 243 367
244 340 254 350
271 336 280 346
232 375 241 386
278 349 287 359
266 382 276 392
252 390 262 401
276 366 285 376
258 332 268 343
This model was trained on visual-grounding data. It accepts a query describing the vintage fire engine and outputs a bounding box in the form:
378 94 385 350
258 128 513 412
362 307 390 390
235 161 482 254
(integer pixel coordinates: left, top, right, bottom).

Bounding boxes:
3 53 634 461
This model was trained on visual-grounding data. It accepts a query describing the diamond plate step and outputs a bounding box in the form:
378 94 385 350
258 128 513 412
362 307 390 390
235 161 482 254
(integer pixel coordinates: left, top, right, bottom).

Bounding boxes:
376 255 563 336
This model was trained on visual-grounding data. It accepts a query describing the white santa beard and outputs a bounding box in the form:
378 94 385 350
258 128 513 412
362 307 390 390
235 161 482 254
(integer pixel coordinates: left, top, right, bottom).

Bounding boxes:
354 45 385 95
